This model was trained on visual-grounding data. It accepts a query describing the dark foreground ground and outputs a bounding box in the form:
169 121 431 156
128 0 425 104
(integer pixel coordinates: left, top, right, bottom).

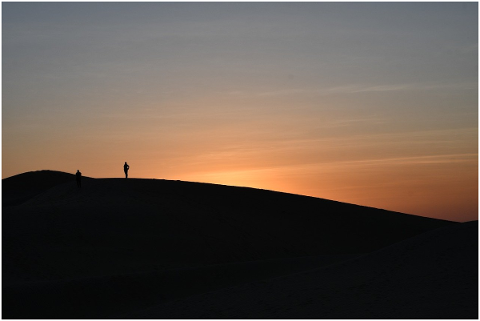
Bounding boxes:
2 170 477 318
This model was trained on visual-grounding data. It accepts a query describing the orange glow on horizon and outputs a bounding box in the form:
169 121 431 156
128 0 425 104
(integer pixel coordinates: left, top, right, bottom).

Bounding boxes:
3 120 477 223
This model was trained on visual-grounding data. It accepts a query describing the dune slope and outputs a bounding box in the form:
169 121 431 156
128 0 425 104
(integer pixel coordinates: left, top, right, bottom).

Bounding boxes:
2 170 462 318
130 221 478 319
2 170 88 206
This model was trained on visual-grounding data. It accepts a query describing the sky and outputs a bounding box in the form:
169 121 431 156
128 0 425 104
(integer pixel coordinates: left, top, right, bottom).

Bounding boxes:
2 2 478 222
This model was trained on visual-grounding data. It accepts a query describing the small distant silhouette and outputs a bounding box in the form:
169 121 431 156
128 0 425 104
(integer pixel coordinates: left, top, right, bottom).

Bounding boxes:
76 170 82 188
124 162 130 179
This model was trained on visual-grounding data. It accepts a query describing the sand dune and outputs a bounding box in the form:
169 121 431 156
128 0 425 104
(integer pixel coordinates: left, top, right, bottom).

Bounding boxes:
129 221 477 319
2 170 88 206
2 170 475 318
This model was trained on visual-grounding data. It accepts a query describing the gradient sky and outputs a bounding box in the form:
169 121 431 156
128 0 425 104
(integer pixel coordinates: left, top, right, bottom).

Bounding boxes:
2 2 478 222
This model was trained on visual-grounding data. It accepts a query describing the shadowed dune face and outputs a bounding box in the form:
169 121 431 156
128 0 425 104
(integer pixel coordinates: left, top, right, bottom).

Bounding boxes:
3 172 453 269
2 170 467 318
130 221 478 319
2 170 91 206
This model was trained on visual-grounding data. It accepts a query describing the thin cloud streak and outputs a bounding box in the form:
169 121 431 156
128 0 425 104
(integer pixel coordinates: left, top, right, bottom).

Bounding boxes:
322 153 477 168
198 153 477 176
256 81 477 97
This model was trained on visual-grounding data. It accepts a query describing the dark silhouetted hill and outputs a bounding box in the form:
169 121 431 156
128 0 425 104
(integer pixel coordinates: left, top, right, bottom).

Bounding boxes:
3 170 473 318
2 170 91 206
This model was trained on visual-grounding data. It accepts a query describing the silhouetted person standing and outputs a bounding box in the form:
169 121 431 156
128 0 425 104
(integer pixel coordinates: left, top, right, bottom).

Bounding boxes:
124 162 130 179
76 170 82 188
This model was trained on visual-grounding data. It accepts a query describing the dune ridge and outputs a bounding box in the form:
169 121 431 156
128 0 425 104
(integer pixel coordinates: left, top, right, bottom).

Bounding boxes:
2 170 475 318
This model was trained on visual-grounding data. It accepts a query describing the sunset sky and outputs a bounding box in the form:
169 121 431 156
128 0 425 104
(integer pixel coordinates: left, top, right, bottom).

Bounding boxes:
2 2 478 222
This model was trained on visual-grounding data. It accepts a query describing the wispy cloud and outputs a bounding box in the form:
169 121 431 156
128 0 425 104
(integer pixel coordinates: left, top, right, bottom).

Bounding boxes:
255 88 311 97
349 84 412 93
255 81 476 97
327 153 478 168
